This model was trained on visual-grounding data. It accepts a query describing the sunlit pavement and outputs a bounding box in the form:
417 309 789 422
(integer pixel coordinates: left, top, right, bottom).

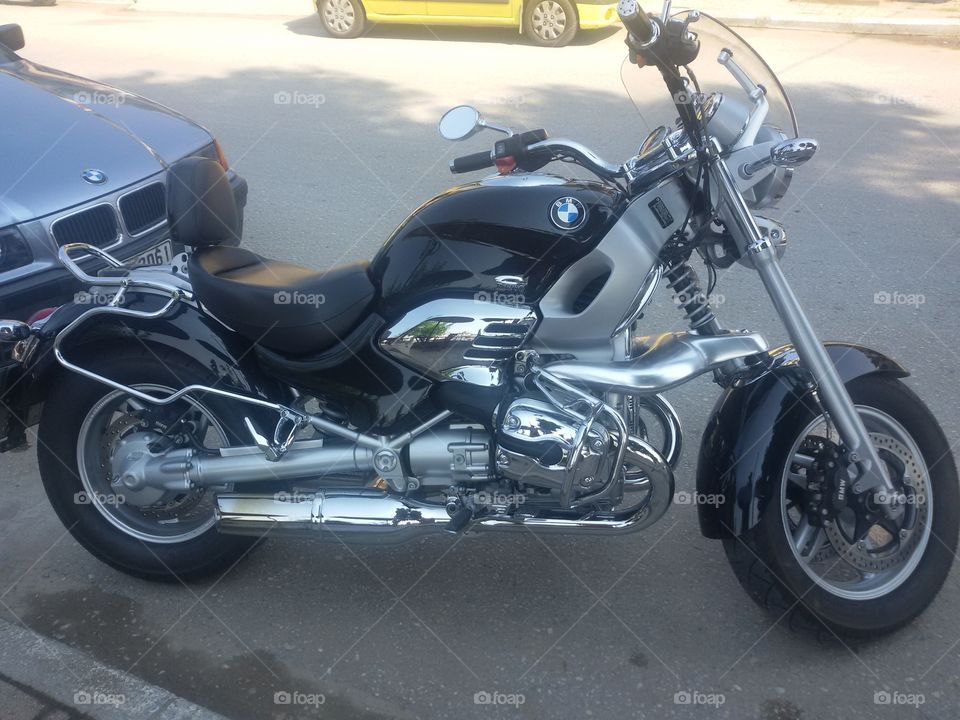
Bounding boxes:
2 3 960 719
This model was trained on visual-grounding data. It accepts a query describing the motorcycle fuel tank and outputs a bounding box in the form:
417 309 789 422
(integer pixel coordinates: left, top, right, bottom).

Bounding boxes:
370 174 624 317
371 175 624 386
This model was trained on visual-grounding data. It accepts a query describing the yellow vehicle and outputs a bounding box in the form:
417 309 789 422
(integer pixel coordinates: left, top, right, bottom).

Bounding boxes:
314 0 620 46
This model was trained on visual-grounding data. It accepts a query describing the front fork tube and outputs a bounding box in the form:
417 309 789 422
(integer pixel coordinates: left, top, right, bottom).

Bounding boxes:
709 146 902 514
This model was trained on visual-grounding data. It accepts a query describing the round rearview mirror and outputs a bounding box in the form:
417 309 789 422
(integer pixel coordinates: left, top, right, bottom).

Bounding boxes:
438 105 482 141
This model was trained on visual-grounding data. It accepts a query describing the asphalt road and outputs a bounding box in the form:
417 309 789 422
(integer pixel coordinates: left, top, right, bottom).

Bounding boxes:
2 4 960 719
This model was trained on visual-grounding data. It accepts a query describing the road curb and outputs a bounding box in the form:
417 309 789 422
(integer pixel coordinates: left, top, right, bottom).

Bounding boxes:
0 617 229 720
709 14 960 37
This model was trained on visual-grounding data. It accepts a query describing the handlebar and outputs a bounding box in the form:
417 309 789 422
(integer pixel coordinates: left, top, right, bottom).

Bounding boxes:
617 0 656 44
450 150 495 174
450 129 628 181
526 139 626 180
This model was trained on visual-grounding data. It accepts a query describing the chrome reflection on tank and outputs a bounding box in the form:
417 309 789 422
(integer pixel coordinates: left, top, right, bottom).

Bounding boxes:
479 173 569 188
379 298 536 386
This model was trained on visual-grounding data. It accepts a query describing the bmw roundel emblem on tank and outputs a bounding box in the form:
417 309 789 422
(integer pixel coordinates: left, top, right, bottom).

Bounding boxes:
550 196 586 231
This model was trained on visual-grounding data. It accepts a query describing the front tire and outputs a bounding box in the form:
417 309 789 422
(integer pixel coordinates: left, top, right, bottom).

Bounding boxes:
723 375 959 638
38 346 260 581
317 0 366 38
524 0 578 47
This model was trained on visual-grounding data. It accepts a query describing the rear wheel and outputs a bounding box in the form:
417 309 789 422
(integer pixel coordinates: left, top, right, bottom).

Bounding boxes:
723 376 959 638
318 0 366 38
524 0 578 47
38 347 261 581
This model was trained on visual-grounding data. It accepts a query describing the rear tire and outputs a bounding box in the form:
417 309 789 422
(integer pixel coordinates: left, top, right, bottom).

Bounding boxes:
524 0 578 46
38 346 260 582
317 0 366 38
723 376 959 638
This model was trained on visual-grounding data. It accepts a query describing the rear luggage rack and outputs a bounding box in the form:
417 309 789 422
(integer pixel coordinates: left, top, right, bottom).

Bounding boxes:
54 243 292 415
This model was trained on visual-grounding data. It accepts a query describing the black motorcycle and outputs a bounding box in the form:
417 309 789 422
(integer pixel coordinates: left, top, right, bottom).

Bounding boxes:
1 0 955 638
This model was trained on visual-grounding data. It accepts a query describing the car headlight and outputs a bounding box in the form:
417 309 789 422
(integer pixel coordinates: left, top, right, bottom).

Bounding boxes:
0 226 33 273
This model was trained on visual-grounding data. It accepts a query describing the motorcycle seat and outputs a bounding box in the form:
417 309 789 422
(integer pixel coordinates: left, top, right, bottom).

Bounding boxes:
188 245 376 355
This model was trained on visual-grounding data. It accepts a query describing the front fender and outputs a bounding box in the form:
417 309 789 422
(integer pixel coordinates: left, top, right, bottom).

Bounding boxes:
18 292 285 418
696 342 909 539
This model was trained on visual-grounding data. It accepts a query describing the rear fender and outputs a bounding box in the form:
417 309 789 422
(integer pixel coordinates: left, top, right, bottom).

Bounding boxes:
696 342 909 539
11 292 287 440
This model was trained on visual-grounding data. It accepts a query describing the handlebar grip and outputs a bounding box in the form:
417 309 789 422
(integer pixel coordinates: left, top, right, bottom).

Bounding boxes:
617 0 655 43
450 150 495 174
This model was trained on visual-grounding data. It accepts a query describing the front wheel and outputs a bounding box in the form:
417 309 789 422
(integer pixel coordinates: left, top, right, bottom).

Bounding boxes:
724 375 959 638
317 0 366 38
523 0 578 47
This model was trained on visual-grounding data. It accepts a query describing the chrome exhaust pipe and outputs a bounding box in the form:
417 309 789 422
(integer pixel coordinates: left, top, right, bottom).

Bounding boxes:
215 437 675 542
216 489 452 543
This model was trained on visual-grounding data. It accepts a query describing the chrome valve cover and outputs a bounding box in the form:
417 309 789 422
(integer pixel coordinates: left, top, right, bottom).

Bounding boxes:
496 398 616 505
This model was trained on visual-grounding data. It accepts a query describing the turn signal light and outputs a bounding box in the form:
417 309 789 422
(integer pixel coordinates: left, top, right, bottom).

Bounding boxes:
496 156 517 175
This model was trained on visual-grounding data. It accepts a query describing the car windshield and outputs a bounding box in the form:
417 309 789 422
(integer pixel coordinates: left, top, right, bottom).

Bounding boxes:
621 12 798 140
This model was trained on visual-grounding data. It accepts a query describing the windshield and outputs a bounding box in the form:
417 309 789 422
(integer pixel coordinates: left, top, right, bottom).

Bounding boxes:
621 13 798 141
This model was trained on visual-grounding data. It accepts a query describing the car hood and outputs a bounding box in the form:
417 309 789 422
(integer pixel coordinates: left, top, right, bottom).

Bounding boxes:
0 59 213 228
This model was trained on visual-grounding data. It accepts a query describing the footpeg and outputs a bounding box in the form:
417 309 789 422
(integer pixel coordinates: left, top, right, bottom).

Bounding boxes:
244 409 306 462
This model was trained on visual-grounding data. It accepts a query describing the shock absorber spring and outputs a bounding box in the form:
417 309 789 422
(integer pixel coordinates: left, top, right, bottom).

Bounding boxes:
664 261 718 331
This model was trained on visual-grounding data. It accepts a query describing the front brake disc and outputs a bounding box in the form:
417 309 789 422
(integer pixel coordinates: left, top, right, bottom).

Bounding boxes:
824 433 929 573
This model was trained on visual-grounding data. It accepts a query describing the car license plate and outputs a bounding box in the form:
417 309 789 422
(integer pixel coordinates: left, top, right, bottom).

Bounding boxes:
126 240 173 268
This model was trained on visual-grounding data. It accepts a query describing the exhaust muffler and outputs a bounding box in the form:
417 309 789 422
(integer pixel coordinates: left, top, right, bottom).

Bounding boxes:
216 488 452 543
215 436 675 542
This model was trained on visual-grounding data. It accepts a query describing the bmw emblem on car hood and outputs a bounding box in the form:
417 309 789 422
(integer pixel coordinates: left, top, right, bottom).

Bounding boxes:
81 169 108 185
550 196 586 231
